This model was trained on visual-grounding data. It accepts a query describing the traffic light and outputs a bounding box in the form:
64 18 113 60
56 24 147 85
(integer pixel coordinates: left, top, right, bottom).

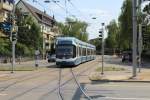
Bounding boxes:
99 30 103 39
12 32 17 41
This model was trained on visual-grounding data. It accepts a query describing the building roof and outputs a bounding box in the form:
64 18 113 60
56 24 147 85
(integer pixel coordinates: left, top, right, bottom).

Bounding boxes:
17 0 55 26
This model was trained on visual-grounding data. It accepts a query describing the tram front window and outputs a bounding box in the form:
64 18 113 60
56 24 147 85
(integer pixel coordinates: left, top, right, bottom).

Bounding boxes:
56 46 75 59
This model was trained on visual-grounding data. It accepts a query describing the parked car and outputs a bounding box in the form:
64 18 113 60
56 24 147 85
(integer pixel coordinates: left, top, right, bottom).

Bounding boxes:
47 54 56 62
122 51 132 62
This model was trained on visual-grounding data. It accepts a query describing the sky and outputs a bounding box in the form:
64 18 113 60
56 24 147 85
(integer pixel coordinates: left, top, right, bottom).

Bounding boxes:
21 0 124 40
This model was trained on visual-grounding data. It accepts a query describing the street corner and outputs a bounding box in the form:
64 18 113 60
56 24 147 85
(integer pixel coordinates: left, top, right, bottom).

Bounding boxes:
127 71 150 82
89 72 103 81
89 72 131 82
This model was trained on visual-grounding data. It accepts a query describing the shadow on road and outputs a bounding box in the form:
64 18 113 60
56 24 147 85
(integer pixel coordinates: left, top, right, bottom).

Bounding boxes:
72 83 105 100
46 64 58 68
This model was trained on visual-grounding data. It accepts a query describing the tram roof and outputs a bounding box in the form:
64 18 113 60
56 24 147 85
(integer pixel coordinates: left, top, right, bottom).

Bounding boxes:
56 37 95 49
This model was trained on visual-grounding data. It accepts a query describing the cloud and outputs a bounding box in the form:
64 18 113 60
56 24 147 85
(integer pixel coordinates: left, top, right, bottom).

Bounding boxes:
72 8 113 39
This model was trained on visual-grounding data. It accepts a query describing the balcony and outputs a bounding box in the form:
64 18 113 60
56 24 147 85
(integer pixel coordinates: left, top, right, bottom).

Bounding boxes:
0 2 13 11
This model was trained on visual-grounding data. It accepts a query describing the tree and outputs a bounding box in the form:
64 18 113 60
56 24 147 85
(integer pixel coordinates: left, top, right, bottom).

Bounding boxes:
57 18 89 42
105 20 120 54
89 38 102 54
118 0 132 50
16 8 42 56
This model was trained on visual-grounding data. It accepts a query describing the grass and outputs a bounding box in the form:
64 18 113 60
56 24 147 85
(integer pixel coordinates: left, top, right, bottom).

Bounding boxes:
0 66 36 71
95 66 125 72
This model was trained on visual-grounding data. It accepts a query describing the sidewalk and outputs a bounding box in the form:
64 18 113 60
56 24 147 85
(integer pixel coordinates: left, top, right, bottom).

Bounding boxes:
89 68 150 82
0 59 55 79
0 59 50 67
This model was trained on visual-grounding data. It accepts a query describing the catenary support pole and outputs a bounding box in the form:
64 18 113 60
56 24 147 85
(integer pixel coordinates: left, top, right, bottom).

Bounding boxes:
11 0 16 73
132 0 138 77
138 24 142 72
101 23 105 75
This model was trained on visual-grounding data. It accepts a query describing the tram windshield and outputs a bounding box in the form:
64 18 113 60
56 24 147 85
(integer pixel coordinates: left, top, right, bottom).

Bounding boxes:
56 45 74 59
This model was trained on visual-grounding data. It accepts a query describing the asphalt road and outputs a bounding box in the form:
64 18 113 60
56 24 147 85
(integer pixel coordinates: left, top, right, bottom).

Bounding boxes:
0 56 150 100
0 57 98 100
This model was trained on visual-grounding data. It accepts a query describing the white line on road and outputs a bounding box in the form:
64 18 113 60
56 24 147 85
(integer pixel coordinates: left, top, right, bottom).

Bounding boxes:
105 96 150 100
0 93 8 96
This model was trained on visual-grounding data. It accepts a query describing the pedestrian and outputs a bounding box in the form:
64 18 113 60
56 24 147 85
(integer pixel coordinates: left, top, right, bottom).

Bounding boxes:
35 49 40 69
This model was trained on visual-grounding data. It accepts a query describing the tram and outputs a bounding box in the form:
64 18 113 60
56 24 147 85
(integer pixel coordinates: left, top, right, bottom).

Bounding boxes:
56 37 96 66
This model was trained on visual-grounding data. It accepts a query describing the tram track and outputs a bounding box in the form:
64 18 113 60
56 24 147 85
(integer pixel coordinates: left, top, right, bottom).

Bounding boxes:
39 59 98 100
0 59 98 100
0 68 59 93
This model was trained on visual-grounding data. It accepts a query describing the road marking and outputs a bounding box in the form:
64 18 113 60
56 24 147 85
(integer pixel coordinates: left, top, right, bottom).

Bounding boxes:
95 84 150 88
105 96 150 100
0 93 8 96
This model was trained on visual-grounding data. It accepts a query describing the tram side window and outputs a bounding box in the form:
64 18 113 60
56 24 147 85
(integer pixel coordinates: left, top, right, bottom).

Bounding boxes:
82 48 84 56
92 49 94 55
88 49 90 55
79 47 82 56
76 46 78 57
73 46 76 58
86 48 87 56
89 49 91 55
82 48 85 56
92 50 94 55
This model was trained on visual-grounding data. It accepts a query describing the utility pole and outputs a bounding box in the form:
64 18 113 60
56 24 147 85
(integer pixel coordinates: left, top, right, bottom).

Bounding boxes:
132 0 138 77
42 11 45 60
138 24 142 72
11 0 17 73
101 23 105 75
98 23 105 75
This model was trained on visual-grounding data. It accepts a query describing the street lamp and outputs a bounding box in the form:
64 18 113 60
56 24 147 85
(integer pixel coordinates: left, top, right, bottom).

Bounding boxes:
44 0 60 3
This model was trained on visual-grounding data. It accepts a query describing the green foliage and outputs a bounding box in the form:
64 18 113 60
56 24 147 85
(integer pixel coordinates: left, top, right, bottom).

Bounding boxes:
17 16 42 49
89 38 102 53
105 20 119 49
0 38 11 56
0 8 42 57
118 0 132 50
16 43 34 56
15 8 42 56
57 18 88 42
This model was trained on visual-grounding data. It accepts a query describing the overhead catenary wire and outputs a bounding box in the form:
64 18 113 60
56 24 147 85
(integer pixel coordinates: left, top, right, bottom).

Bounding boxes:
67 0 89 21
31 0 67 21
51 0 75 17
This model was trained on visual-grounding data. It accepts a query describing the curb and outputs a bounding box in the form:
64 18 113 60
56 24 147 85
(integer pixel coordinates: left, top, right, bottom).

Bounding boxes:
90 79 150 83
89 73 150 83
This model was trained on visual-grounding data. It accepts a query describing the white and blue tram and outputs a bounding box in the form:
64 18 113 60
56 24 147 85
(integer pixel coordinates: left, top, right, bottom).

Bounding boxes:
56 37 96 66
